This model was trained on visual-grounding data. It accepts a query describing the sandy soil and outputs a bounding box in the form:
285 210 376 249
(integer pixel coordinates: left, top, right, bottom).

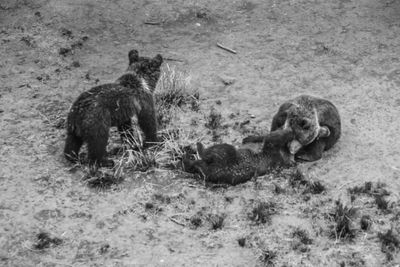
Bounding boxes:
1 0 400 266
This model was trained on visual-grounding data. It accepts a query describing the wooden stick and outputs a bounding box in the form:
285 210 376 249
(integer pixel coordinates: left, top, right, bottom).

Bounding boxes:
216 43 237 54
144 21 161 25
164 57 185 62
169 217 185 227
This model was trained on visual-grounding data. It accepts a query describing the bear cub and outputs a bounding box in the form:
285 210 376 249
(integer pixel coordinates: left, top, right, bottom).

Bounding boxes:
64 49 163 167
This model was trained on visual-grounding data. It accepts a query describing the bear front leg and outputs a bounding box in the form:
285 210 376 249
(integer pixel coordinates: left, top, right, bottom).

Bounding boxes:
87 132 114 168
295 139 326 162
64 132 83 163
138 107 158 147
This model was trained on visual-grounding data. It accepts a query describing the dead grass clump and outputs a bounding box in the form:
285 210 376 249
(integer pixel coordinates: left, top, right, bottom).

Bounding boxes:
258 249 276 266
155 64 199 128
288 169 308 187
248 201 277 225
348 182 390 198
291 228 312 252
85 171 124 190
303 180 326 194
348 181 373 195
348 182 390 211
190 213 203 229
329 200 357 240
144 202 162 213
292 228 313 245
34 232 62 250
288 169 325 194
152 193 172 204
115 126 202 174
205 107 222 130
207 213 225 230
378 230 400 261
114 132 163 172
374 194 389 211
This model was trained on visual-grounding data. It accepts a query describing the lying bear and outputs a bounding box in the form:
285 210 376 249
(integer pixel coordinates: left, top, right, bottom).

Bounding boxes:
243 95 341 162
64 49 163 167
183 128 295 185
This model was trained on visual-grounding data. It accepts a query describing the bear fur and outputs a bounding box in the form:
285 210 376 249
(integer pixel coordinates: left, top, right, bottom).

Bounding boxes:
64 49 163 167
243 95 341 162
182 128 295 185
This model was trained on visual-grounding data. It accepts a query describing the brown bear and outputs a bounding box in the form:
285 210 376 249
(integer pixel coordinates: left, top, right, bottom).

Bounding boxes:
182 128 295 185
64 49 163 167
243 95 341 162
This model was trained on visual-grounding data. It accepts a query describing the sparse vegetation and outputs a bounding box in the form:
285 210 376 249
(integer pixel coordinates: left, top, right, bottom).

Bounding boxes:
374 194 389 211
248 201 277 224
205 107 222 130
291 228 312 252
378 230 400 261
258 249 276 266
348 182 390 198
2 1 398 266
288 169 325 194
207 213 225 230
155 64 199 127
292 228 313 245
34 232 62 250
329 201 357 240
190 213 203 228
84 171 124 190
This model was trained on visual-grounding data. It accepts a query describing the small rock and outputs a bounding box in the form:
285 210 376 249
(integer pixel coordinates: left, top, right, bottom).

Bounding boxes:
360 215 372 231
238 238 246 247
60 28 73 38
250 114 256 118
218 75 236 86
59 47 72 57
71 61 80 68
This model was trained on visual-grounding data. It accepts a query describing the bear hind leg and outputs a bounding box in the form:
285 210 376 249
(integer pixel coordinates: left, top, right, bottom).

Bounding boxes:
64 133 83 163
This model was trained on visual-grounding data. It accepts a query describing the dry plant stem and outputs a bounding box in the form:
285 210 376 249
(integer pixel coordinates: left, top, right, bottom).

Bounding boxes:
164 57 185 62
169 216 186 226
144 21 162 25
216 43 237 54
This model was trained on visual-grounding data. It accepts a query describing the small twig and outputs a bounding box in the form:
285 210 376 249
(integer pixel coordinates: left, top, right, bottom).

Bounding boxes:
144 21 162 25
338 181 354 190
169 216 185 227
164 57 185 62
216 43 237 54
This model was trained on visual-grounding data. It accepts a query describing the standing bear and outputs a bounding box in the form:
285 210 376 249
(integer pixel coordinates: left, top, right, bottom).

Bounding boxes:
243 95 341 162
64 49 163 167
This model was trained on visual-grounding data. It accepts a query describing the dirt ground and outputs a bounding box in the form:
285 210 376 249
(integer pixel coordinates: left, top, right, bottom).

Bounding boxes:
1 0 400 266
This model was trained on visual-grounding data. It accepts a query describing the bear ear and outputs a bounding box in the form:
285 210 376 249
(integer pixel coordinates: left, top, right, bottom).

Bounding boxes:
152 54 163 67
128 49 139 65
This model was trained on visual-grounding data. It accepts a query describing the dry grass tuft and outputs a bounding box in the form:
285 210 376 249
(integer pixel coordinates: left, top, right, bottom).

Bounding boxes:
329 200 357 240
155 64 199 128
378 229 400 261
114 64 204 174
248 201 277 225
